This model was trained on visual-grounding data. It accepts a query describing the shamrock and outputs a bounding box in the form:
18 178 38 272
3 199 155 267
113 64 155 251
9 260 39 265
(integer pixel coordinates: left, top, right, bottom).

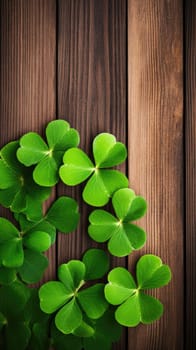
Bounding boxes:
88 188 147 257
51 308 122 350
0 196 79 283
17 120 80 186
39 249 110 334
0 141 51 221
104 255 172 327
59 133 128 206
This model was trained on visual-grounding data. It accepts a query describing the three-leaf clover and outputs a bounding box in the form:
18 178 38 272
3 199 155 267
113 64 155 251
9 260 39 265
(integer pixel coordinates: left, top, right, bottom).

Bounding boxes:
104 255 172 327
0 141 51 220
59 133 128 206
17 120 80 186
39 249 109 334
0 196 79 283
88 188 147 257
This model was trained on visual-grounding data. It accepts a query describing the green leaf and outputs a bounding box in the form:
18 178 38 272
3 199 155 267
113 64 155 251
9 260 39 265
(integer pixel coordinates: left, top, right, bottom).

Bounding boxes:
78 284 108 319
0 160 16 189
93 133 127 167
18 249 48 283
17 132 48 166
0 281 30 318
115 292 163 327
112 188 147 221
59 148 94 185
5 322 31 350
25 219 56 245
33 156 58 186
82 248 109 280
112 188 135 220
83 170 128 207
51 324 82 350
23 231 51 252
83 308 122 350
127 196 147 221
0 141 21 171
55 299 82 334
46 119 80 151
107 225 133 257
39 281 72 313
104 267 136 305
139 292 163 324
0 238 23 268
0 217 20 241
136 254 172 289
58 260 86 292
115 293 141 327
28 321 50 350
0 266 16 285
46 196 80 233
88 210 118 242
73 320 95 338
0 186 18 208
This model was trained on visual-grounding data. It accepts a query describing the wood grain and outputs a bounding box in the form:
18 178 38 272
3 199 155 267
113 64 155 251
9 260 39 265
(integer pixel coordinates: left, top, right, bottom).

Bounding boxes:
57 0 127 348
185 1 196 349
128 1 184 349
0 0 56 281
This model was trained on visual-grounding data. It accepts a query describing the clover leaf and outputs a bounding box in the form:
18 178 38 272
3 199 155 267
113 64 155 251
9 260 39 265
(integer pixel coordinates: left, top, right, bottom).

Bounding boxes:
0 141 51 220
104 255 172 327
0 266 16 285
24 289 51 350
59 133 128 206
0 281 31 350
88 188 147 257
0 218 24 268
39 251 109 334
83 308 122 350
82 248 109 280
17 120 80 186
51 308 122 350
0 196 79 283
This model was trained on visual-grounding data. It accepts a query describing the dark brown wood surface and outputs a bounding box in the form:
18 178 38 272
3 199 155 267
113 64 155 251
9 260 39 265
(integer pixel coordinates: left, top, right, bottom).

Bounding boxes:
128 1 184 349
0 0 195 349
185 1 196 349
0 0 56 280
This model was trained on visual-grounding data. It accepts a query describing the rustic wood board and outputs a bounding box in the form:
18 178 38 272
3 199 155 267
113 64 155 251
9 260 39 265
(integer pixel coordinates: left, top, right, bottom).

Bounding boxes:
185 1 196 349
128 1 184 349
57 0 127 348
0 0 56 281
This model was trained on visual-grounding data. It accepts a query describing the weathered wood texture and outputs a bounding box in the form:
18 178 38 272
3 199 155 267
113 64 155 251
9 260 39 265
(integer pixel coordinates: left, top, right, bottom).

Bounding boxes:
128 1 184 350
0 0 56 280
185 1 196 349
57 1 127 348
0 0 195 349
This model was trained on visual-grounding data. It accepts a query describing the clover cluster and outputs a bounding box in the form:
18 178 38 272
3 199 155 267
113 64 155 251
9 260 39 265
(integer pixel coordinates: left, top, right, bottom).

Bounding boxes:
0 120 171 350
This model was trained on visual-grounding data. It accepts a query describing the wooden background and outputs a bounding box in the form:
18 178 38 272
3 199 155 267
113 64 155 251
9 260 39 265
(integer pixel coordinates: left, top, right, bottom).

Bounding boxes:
0 0 195 349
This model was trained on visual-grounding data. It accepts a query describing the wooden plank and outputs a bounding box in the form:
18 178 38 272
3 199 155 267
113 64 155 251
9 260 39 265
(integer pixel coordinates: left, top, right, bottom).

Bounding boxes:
185 1 196 349
0 0 56 281
128 1 184 349
57 1 127 348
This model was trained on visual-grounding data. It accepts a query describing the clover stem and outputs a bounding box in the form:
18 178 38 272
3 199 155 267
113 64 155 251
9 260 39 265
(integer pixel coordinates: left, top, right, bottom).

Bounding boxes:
76 279 85 292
